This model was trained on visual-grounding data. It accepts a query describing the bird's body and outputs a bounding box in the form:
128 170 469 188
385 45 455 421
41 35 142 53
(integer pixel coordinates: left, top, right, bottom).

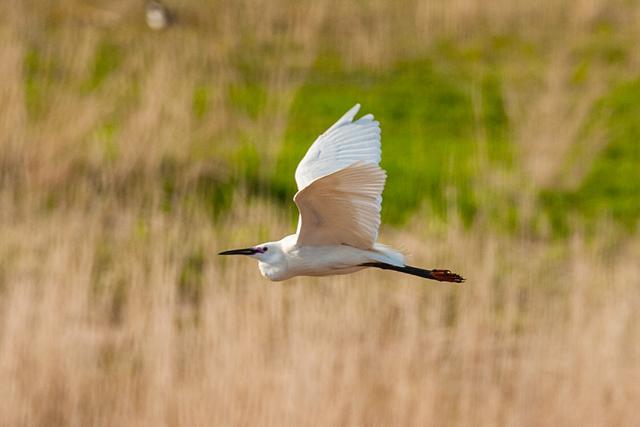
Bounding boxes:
219 104 464 283
254 235 403 281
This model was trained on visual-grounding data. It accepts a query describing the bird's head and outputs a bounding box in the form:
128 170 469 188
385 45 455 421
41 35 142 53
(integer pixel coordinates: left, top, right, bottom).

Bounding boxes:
218 242 280 263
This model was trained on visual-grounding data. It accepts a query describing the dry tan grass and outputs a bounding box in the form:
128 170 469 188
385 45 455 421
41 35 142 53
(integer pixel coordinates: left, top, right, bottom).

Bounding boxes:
1 199 639 426
2 1 640 426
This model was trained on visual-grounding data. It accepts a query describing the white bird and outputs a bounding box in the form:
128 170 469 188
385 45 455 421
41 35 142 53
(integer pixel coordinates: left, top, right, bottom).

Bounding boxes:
219 104 464 283
145 1 172 30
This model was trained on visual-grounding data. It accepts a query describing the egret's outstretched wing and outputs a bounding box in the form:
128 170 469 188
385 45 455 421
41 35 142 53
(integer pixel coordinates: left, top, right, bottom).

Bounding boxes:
293 105 385 249
294 104 381 190
294 162 385 248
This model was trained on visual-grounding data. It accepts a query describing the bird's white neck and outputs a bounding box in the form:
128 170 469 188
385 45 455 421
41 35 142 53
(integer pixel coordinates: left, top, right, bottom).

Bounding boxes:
258 261 289 281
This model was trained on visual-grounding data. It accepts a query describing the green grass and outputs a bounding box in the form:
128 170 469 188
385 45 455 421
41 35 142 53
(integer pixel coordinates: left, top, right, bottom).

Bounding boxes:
24 47 53 118
16 29 639 236
86 41 122 91
269 41 638 233
273 53 513 225
542 78 640 232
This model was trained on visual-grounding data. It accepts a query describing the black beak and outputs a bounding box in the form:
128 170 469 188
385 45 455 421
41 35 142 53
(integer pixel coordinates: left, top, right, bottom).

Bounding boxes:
218 247 257 256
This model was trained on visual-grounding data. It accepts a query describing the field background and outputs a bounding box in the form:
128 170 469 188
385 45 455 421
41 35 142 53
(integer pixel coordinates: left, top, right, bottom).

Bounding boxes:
1 0 639 426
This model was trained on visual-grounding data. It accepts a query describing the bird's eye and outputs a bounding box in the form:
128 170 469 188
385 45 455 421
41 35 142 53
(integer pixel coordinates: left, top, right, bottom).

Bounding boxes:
263 247 268 252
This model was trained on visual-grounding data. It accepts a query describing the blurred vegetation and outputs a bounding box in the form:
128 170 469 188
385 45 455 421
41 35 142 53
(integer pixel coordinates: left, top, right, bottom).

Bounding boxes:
1 3 639 424
2 0 639 236
275 49 513 226
542 78 640 232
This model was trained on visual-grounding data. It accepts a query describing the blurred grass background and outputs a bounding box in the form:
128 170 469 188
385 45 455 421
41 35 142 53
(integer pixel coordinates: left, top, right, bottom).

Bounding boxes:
5 0 639 232
1 0 639 426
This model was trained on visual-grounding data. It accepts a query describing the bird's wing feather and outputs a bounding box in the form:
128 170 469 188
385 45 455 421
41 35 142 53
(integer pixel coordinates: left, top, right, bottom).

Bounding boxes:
294 161 386 249
294 104 381 190
293 105 385 249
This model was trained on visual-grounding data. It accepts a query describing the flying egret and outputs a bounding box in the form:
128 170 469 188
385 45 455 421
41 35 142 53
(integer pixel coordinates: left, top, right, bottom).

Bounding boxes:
219 104 464 283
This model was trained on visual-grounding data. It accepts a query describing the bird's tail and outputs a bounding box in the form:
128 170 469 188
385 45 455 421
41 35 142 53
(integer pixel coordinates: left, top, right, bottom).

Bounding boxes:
372 243 405 266
361 262 464 283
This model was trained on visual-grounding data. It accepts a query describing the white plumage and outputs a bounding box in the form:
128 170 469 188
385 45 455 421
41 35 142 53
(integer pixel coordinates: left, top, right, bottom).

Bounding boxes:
294 104 381 189
219 104 464 284
293 104 384 249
